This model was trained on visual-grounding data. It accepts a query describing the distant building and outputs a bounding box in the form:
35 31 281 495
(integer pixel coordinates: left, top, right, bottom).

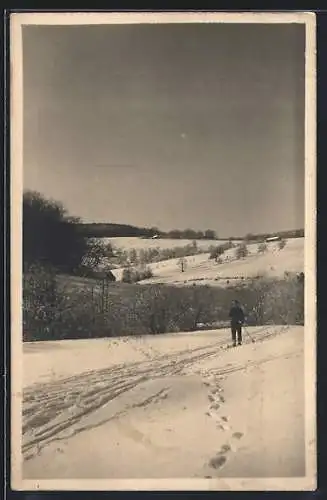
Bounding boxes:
265 236 281 242
105 270 117 282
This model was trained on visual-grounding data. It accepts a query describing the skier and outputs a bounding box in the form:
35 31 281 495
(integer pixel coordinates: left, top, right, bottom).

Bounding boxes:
229 300 245 347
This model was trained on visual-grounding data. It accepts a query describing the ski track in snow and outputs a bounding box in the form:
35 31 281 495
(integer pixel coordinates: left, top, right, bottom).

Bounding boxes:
23 325 290 461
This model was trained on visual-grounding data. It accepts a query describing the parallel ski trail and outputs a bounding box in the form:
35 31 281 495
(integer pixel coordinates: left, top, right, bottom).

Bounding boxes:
23 326 288 459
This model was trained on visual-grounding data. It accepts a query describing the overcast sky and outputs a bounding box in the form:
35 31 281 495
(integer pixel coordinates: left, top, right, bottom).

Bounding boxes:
23 22 305 237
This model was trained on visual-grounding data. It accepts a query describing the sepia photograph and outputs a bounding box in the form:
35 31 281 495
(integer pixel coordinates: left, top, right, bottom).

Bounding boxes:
10 11 316 491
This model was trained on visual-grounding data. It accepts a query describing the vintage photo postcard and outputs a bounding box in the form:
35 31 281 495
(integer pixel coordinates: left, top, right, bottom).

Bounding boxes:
10 11 316 491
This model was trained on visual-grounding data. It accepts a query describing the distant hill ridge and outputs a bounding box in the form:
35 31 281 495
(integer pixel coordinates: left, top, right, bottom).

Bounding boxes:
76 223 304 241
75 223 157 238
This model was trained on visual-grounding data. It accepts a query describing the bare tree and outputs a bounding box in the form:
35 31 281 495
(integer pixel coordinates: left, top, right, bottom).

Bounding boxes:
278 239 287 250
235 243 248 259
178 257 187 272
258 242 268 254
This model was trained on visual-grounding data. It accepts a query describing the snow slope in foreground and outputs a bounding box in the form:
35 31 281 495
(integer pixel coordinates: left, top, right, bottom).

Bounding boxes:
21 325 310 483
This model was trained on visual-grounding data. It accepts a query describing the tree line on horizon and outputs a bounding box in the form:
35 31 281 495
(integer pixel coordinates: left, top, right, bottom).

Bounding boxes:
76 223 304 242
76 223 218 240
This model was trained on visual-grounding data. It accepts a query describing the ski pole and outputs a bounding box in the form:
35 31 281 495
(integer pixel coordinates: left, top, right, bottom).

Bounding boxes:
244 325 255 343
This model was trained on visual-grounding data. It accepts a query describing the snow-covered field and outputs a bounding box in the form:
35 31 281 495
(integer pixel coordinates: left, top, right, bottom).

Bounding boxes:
111 238 304 286
20 324 314 489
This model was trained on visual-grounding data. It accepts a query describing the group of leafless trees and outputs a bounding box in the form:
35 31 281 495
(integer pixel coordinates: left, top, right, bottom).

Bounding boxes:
24 262 304 342
209 238 288 264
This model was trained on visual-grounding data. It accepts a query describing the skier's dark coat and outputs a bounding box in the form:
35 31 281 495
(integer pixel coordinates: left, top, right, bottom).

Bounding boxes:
229 304 245 325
